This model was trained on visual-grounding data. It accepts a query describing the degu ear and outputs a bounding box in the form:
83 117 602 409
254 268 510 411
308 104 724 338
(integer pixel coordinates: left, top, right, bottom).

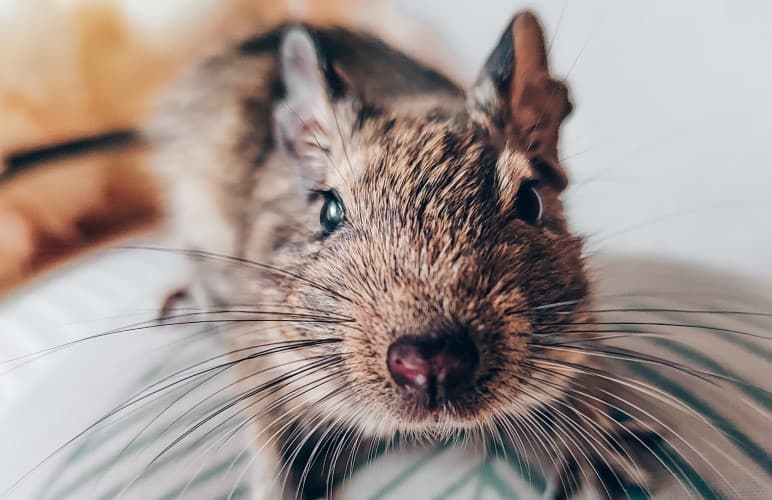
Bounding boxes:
468 12 572 190
274 28 347 188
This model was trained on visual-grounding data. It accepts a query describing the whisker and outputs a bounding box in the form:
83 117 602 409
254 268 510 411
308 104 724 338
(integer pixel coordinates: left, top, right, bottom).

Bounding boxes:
116 352 337 479
545 398 652 496
500 374 618 495
533 319 769 340
2 339 339 497
116 357 340 497
120 245 354 303
530 355 771 475
216 362 355 455
0 313 348 369
524 366 705 498
527 363 749 496
497 393 575 495
224 381 353 500
588 197 772 247
119 339 342 419
519 384 623 498
533 343 771 396
280 387 358 499
571 307 772 319
528 355 703 421
172 365 349 500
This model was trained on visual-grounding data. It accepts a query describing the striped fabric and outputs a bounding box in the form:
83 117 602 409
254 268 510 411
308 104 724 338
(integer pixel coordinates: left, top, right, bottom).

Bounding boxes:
1 251 769 499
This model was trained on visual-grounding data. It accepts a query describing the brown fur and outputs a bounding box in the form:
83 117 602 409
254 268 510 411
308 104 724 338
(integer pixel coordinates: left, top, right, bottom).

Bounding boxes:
152 14 657 499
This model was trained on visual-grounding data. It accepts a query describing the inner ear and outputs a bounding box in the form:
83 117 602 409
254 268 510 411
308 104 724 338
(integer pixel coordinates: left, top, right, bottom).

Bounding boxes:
469 11 572 191
274 27 339 189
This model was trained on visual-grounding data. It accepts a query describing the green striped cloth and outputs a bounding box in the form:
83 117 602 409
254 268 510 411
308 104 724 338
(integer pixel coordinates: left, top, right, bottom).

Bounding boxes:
29 257 771 499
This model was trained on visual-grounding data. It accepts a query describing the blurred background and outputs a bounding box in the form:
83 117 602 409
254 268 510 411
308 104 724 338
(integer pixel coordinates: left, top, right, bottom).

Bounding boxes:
1 0 770 497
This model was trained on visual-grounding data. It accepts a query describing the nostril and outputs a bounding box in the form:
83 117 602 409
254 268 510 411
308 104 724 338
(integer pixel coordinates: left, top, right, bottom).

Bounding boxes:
387 341 431 389
387 335 479 395
435 335 478 393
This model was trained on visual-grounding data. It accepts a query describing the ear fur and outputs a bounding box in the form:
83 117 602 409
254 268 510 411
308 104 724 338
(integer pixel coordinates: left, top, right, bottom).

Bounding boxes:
469 11 572 190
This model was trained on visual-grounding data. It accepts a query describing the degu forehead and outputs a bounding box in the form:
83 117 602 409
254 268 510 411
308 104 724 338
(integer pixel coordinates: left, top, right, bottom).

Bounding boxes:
333 111 536 227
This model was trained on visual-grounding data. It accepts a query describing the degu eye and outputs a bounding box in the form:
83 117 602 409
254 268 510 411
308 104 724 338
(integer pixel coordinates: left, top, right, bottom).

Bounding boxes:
515 181 543 225
320 191 345 235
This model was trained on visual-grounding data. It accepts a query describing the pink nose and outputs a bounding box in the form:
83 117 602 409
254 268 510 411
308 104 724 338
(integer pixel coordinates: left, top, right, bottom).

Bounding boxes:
387 335 478 397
